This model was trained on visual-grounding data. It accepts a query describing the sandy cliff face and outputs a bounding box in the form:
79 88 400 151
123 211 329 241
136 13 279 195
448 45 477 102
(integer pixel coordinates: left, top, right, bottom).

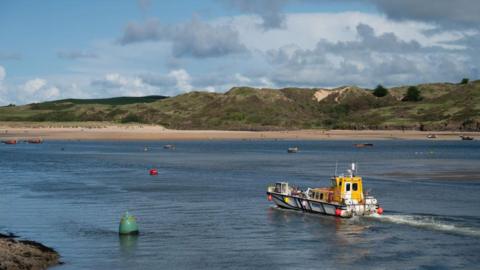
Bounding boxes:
313 89 332 102
313 86 368 103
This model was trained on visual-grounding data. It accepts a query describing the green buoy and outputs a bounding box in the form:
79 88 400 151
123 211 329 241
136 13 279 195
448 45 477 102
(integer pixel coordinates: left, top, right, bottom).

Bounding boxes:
119 211 139 235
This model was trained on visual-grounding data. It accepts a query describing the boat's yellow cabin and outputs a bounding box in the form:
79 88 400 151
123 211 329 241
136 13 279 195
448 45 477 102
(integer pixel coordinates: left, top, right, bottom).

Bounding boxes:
331 176 364 203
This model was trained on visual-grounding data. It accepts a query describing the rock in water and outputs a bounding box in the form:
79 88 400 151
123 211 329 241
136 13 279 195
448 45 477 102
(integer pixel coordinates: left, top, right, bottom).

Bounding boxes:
0 233 60 270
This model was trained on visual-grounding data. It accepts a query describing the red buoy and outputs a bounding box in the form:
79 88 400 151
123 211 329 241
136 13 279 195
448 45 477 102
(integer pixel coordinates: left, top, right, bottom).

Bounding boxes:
377 207 383 215
149 169 158 175
335 209 342 217
267 194 272 201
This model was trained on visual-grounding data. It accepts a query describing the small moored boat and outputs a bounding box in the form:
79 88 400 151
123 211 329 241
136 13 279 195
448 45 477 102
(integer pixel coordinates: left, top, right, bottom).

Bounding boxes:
427 134 437 139
2 139 17 144
27 138 43 144
354 143 373 148
267 163 382 218
287 147 299 153
163 144 176 150
460 135 474 140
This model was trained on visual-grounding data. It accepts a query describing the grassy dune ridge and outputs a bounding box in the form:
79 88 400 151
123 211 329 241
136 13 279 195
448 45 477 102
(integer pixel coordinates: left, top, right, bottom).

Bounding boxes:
0 81 479 131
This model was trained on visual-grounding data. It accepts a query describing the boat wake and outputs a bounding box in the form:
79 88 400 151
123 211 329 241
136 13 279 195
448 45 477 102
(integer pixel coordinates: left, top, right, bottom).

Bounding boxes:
369 213 480 237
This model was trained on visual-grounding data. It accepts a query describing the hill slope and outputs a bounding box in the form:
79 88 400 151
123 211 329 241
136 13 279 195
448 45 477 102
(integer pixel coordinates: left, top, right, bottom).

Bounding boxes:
1 81 479 131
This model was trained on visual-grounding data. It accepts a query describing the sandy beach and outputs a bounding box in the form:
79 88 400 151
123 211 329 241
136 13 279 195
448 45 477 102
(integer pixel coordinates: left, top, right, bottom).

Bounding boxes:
0 122 477 141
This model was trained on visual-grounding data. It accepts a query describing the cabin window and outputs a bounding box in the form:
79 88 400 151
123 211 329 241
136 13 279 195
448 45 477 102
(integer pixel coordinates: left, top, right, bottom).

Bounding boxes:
339 181 342 186
320 193 324 200
353 183 358 191
346 183 351 192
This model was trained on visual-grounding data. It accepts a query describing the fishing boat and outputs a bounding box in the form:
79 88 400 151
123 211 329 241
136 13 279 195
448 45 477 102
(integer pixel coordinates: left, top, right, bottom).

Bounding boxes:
266 163 382 218
287 147 299 153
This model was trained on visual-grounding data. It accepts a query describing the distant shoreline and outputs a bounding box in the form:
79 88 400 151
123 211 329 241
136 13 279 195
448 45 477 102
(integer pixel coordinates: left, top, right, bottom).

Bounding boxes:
0 122 477 141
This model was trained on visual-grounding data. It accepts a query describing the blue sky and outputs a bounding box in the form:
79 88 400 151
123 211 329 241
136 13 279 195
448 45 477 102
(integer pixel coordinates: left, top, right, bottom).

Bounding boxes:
0 0 479 105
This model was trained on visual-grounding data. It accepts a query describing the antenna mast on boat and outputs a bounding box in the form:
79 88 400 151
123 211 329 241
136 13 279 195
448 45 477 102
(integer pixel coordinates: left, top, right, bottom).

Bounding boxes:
334 161 338 177
347 162 355 177
351 162 356 177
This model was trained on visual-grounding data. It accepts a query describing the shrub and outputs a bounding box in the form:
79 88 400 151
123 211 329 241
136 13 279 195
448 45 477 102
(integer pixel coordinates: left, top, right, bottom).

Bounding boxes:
402 86 422 101
372 84 388 97
120 113 142 123
460 78 469 84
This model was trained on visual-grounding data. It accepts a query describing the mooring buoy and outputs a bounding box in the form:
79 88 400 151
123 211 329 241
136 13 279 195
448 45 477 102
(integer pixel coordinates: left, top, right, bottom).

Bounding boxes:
119 211 139 235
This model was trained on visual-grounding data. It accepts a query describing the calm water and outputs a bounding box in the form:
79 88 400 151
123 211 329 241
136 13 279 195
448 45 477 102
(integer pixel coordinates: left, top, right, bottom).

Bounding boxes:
1 140 480 270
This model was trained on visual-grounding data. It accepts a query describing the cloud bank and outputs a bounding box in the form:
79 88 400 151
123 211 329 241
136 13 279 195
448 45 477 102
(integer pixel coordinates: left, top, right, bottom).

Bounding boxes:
2 2 480 105
118 17 247 58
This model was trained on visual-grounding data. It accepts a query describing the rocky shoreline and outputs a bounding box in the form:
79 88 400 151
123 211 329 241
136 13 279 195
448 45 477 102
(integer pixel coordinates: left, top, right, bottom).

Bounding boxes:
0 233 60 270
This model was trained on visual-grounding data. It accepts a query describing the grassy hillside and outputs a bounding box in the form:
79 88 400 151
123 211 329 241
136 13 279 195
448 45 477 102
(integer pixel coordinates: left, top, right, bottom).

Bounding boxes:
1 81 479 131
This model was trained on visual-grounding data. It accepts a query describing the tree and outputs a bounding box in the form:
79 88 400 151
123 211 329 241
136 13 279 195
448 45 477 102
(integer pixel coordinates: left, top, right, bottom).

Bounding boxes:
460 78 469 84
372 84 388 97
402 86 422 101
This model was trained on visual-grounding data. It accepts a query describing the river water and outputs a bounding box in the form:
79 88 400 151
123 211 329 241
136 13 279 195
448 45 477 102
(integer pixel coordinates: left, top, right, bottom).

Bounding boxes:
1 140 479 269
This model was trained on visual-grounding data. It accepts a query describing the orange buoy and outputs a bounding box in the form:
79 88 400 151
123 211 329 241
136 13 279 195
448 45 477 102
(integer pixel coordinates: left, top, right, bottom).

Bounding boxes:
377 207 383 215
267 194 272 201
335 209 342 216
149 169 158 175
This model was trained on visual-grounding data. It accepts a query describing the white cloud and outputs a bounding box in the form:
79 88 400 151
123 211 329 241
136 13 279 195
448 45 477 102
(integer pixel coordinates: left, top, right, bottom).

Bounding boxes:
0 65 5 81
105 73 129 87
91 73 157 97
23 78 47 95
23 79 60 103
234 73 251 84
168 69 193 92
90 70 194 97
42 86 60 100
0 72 64 105
0 65 7 105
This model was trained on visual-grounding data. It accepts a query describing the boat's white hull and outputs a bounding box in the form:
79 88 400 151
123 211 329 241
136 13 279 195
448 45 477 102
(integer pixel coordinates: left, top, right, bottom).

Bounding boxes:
267 192 378 218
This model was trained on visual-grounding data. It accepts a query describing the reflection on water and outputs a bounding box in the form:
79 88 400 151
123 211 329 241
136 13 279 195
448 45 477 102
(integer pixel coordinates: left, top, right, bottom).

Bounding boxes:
268 206 372 265
0 140 479 269
119 235 138 254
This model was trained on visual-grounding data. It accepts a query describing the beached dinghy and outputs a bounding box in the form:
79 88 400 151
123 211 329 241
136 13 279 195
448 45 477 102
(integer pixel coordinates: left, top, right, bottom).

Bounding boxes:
266 163 382 218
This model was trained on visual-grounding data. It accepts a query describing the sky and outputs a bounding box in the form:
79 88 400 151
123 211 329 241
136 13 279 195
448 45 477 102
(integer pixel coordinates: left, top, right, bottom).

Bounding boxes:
0 0 479 105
